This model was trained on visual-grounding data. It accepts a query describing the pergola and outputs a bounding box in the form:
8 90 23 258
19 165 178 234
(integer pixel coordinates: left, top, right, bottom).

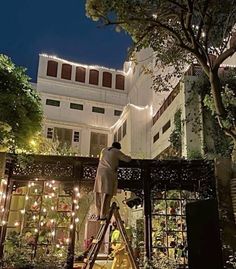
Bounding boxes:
2 155 216 268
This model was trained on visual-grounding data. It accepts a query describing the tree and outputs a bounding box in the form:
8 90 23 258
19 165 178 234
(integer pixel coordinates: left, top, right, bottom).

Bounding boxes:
86 0 236 252
0 54 42 151
86 0 236 152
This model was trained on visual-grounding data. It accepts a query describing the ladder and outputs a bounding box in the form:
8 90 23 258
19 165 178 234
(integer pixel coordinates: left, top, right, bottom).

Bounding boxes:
83 202 139 269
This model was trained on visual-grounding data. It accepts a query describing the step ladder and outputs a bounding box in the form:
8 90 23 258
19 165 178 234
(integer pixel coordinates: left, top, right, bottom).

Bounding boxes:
83 202 139 269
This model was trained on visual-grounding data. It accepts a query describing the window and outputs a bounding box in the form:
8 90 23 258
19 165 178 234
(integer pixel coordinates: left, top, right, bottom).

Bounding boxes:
75 66 86 83
54 127 72 146
123 120 127 137
46 99 60 107
70 103 83 110
47 128 53 139
115 74 125 90
118 127 122 141
162 120 171 133
47 60 58 77
90 132 108 157
153 132 159 143
92 106 105 114
102 72 112 88
73 131 80 142
114 132 118 142
114 110 122 116
61 64 72 80
89 69 99 85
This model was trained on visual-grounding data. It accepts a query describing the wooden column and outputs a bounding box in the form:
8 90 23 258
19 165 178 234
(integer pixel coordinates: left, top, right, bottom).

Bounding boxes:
142 161 152 259
215 158 236 249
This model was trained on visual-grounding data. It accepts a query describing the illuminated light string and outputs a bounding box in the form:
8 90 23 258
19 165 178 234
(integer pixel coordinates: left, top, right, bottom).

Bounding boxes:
110 103 151 131
2 178 81 245
40 54 131 75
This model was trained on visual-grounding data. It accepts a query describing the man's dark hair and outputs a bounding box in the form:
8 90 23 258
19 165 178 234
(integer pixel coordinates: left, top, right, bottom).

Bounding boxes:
112 142 121 149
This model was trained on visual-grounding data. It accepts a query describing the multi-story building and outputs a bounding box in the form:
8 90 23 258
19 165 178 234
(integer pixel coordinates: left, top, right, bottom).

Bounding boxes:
37 48 236 160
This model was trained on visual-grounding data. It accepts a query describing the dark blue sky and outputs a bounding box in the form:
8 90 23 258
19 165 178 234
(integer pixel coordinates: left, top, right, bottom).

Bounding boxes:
0 0 132 82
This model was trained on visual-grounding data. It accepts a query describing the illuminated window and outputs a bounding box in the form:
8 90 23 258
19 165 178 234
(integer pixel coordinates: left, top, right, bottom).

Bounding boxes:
75 66 86 83
46 99 60 107
115 74 125 90
89 69 99 85
102 72 112 88
61 64 72 80
90 132 108 157
47 60 58 77
54 127 72 147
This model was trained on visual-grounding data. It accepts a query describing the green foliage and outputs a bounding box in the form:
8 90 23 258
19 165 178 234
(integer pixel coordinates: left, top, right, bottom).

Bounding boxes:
169 109 182 152
29 135 80 156
86 0 236 71
0 54 42 151
86 0 236 141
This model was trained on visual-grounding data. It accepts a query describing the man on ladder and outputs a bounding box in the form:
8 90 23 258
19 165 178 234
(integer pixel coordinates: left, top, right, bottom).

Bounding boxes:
93 142 131 220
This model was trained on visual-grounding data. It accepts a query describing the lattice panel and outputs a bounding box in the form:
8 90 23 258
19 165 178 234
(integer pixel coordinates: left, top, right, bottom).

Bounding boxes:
44 163 74 178
13 163 43 177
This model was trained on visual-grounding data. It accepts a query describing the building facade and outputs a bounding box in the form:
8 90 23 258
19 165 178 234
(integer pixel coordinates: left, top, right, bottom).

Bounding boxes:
37 48 236 160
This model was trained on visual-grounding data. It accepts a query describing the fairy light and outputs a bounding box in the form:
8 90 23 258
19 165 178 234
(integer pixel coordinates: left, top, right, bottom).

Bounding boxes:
73 199 78 204
25 195 29 200
76 192 80 198
71 212 75 216
51 206 55 211
2 179 7 185
51 231 55 236
66 238 70 243
34 201 38 206
50 219 54 223
33 215 36 220
34 228 38 233
1 208 4 212
69 224 73 229
74 187 79 192
35 178 39 181
75 205 79 210
43 208 47 213
14 222 19 226
34 189 38 193
52 180 55 184
40 222 44 226
75 218 79 223
56 244 60 248
40 54 127 75
20 209 25 214
2 220 6 225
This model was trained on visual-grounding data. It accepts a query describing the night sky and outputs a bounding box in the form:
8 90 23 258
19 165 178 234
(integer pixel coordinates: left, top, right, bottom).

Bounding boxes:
0 0 132 82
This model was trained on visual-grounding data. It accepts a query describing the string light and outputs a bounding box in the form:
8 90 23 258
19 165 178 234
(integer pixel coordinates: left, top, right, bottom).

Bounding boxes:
69 224 73 229
40 54 128 75
75 218 79 223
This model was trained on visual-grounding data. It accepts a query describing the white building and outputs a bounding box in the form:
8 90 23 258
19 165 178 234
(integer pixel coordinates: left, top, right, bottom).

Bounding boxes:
36 49 236 159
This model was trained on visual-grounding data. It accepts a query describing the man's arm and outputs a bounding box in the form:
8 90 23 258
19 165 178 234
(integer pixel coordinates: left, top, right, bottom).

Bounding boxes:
118 151 131 162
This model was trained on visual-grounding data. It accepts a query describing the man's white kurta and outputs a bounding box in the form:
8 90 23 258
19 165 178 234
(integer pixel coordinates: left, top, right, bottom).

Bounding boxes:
94 147 131 196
